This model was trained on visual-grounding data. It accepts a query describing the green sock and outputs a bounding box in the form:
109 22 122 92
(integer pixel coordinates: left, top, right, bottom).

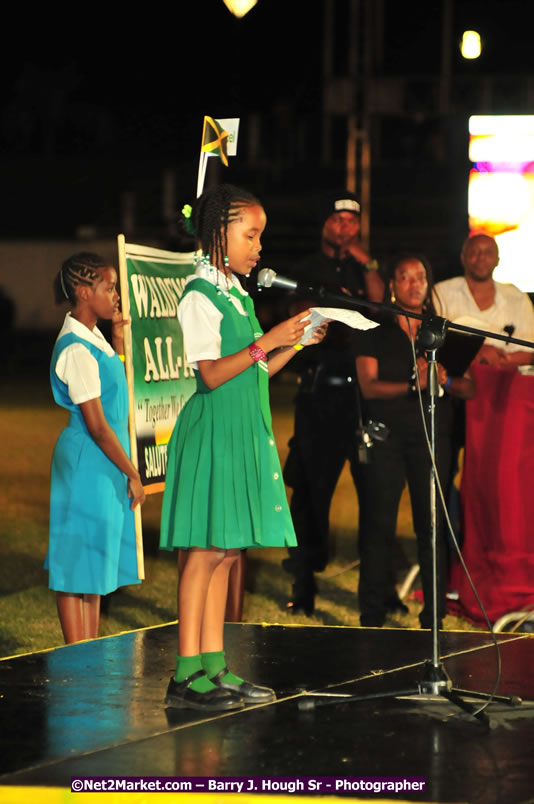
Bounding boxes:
201 650 244 686
174 654 216 692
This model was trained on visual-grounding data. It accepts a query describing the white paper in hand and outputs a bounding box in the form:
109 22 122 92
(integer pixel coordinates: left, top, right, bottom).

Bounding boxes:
299 306 380 344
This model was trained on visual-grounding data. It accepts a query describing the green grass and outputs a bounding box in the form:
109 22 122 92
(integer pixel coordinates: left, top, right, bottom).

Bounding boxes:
0 373 479 658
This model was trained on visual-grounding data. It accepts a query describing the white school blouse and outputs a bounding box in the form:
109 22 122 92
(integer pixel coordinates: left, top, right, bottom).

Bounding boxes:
178 264 251 369
54 313 115 404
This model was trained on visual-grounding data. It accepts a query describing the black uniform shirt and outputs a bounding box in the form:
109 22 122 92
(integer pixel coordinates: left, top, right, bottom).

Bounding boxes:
352 317 453 438
288 251 371 385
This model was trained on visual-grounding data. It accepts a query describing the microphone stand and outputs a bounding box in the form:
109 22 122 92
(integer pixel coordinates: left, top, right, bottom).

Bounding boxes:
305 284 534 351
265 282 532 725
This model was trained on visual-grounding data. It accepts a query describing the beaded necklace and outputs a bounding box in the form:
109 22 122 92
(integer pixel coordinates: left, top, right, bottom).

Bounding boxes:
195 252 248 306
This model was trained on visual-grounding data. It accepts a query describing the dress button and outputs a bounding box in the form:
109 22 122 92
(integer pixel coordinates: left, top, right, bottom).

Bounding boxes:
269 439 275 446
273 472 279 480
275 505 282 512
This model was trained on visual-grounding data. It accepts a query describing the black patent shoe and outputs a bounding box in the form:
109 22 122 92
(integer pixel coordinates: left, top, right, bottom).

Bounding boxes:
164 670 245 711
287 578 316 616
210 667 276 704
286 594 315 616
385 595 409 615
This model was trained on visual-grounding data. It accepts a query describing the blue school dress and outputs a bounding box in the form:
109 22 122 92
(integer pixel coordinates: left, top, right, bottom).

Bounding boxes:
46 321 140 594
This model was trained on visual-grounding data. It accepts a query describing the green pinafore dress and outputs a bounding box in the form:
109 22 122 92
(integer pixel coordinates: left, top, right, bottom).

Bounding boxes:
160 278 296 550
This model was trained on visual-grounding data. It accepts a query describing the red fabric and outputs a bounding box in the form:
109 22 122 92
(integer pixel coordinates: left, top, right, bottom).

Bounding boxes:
449 363 534 623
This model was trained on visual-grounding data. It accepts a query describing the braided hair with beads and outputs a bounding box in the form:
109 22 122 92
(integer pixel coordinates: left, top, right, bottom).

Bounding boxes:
53 252 110 305
190 184 261 270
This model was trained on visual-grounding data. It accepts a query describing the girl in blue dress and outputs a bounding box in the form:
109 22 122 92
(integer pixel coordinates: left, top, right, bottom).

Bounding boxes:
47 252 145 644
160 184 326 711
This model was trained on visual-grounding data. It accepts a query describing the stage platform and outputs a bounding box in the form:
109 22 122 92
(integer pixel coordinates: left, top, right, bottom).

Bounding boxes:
1 622 533 803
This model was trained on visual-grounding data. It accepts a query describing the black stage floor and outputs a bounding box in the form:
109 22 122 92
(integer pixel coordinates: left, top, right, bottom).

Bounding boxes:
1 622 533 803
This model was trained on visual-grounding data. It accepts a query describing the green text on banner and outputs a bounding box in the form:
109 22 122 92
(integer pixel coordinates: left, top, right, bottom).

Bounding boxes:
118 237 197 496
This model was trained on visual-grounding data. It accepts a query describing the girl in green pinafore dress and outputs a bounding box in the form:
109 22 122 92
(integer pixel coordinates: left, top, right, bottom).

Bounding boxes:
160 185 327 712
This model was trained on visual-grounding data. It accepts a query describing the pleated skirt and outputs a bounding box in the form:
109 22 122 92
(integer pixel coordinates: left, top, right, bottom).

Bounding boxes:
160 383 296 550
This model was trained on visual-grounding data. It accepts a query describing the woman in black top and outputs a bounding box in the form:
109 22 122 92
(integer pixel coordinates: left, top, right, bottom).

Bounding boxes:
353 255 474 628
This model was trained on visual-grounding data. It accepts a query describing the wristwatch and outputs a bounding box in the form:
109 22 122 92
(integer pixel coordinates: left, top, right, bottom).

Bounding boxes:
364 259 379 272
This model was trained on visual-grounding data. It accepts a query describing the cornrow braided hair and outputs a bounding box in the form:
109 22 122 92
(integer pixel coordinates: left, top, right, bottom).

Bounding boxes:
191 184 261 270
53 252 110 305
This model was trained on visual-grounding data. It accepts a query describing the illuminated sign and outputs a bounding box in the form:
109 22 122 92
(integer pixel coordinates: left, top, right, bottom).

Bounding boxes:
469 115 534 292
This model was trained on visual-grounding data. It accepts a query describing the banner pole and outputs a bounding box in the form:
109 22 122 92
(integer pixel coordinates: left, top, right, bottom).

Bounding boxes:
117 233 145 580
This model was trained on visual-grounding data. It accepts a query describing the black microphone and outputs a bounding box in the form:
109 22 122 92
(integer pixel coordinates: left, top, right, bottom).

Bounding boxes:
504 324 515 344
257 268 379 316
257 268 315 294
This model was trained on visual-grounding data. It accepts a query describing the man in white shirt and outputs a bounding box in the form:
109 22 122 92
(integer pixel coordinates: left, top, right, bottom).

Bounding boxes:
434 234 534 366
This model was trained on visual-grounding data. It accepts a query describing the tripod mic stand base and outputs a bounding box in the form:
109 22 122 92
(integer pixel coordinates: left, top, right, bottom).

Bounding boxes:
298 657 522 727
415 660 521 725
418 659 453 696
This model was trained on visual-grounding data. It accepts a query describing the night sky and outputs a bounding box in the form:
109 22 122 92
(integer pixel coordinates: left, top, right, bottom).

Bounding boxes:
0 3 322 159
1 0 533 237
3 2 532 157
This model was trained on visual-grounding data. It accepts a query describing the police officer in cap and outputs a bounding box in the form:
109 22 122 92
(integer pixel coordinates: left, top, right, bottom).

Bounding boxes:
283 190 384 615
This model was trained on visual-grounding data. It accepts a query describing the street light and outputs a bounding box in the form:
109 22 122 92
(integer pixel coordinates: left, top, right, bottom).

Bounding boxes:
460 30 482 59
222 0 258 17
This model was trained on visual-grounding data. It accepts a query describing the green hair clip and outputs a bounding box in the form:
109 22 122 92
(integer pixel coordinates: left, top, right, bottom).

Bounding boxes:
181 203 195 236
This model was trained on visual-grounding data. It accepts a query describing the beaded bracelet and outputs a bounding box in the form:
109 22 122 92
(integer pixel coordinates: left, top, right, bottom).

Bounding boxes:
249 343 267 363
